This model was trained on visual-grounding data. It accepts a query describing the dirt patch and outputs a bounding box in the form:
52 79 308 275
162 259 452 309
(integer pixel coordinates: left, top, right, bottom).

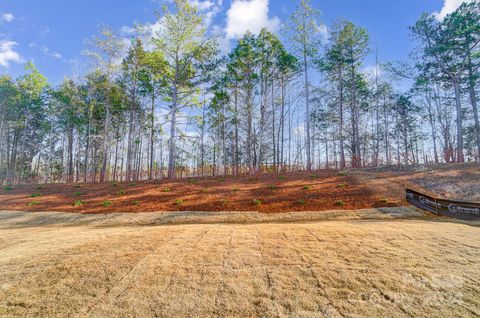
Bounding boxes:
0 212 478 317
354 163 480 203
0 170 402 214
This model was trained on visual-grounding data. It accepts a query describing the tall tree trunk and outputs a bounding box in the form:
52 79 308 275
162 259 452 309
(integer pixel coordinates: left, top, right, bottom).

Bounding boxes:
67 126 74 183
452 79 464 162
234 84 239 176
168 82 178 179
338 67 346 169
303 39 312 171
149 92 156 180
467 58 480 159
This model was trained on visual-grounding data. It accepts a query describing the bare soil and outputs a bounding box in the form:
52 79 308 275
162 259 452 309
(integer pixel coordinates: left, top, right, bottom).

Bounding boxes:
0 210 478 317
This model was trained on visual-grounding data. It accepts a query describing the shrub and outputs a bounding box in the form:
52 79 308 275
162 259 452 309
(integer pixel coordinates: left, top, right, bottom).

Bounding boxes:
269 185 278 190
27 201 39 207
73 200 85 207
74 191 82 197
74 184 81 188
310 174 320 179
303 185 313 191
278 175 286 180
190 179 198 185
338 171 349 176
295 199 306 206
218 178 226 183
129 183 137 187
117 189 126 195
162 187 171 192
336 183 347 189
335 200 345 207
111 182 118 187
253 199 262 206
102 200 112 207
3 186 13 191
175 199 184 206
31 193 41 198
132 200 141 206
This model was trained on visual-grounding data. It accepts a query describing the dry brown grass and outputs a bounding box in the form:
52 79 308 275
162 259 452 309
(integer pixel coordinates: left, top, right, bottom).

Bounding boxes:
0 210 479 317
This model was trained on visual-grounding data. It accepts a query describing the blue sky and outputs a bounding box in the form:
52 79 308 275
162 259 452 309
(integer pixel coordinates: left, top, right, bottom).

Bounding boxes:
0 0 459 84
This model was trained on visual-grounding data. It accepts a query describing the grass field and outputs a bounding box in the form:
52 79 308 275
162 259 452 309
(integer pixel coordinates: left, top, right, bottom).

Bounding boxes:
1 209 479 317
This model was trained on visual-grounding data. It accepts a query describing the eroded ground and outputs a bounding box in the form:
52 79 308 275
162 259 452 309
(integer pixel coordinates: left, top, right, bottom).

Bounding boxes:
0 210 479 317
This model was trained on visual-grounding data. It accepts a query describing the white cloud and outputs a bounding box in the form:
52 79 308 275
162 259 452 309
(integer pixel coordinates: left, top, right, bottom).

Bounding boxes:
225 0 280 40
41 46 62 59
317 24 328 44
362 65 382 78
1 13 14 22
0 41 22 67
190 0 223 26
434 0 473 21
191 0 215 11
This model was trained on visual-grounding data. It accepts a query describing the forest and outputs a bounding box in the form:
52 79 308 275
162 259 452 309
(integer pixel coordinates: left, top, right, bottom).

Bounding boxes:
0 0 479 184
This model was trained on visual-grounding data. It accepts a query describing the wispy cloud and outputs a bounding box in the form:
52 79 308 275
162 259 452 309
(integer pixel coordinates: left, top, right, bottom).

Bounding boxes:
1 13 14 23
41 46 62 59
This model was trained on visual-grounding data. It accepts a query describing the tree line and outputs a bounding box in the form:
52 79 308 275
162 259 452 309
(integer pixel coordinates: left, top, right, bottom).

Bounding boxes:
0 0 479 184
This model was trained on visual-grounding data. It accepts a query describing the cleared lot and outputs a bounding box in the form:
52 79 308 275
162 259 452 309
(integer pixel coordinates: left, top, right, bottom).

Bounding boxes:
0 210 479 317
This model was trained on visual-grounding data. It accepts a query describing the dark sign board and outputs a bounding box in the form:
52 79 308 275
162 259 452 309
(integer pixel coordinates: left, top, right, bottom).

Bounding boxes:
406 189 480 221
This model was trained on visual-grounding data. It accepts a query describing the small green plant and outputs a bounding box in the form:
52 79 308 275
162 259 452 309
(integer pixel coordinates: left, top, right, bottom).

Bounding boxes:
221 199 229 206
111 182 118 187
303 185 313 191
73 200 85 207
102 200 112 207
128 183 137 187
278 175 286 180
190 179 198 184
74 184 81 188
378 197 389 204
295 199 306 206
117 189 126 195
200 188 208 193
232 187 240 192
338 171 349 176
269 185 278 190
175 199 184 206
218 178 226 183
36 186 44 190
336 183 347 189
162 187 171 192
132 200 141 206
335 200 345 207
31 193 41 198
74 191 82 197
3 186 13 191
253 199 262 206
310 174 320 179
27 201 39 207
